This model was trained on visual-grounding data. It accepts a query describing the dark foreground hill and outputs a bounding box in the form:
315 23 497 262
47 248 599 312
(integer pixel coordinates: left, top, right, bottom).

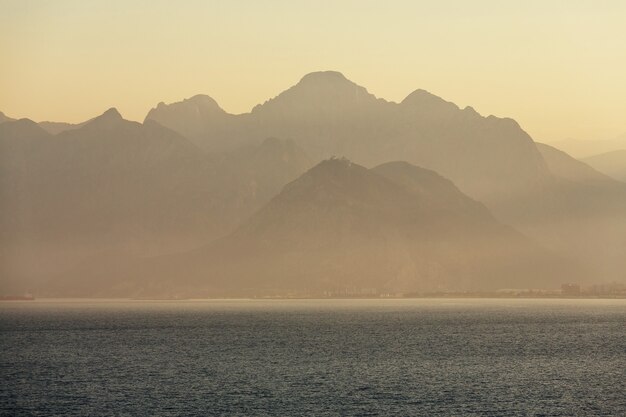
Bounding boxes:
51 159 576 297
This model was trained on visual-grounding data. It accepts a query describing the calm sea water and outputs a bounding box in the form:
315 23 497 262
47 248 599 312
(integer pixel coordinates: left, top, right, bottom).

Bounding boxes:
0 299 624 416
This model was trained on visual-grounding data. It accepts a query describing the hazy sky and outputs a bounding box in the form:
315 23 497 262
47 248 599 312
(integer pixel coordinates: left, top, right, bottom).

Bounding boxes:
1 0 625 141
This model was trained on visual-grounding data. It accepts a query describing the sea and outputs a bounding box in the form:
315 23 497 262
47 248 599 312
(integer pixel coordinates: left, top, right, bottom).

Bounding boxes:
0 298 624 416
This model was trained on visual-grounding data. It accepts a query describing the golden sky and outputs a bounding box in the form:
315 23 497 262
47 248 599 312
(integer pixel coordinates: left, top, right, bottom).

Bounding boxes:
1 0 625 141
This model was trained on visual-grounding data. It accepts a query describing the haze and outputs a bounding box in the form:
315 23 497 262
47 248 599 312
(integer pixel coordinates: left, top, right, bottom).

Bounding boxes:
2 0 626 143
1 1 626 298
2 4 625 416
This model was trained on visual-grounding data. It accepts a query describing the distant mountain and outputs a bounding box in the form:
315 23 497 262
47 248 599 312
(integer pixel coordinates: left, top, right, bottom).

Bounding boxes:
513 144 626 282
583 150 626 182
65 159 572 298
5 71 626 294
146 71 550 202
144 71 626 283
1 110 92 134
145 94 238 150
0 109 208 290
549 134 626 158
38 120 84 135
0 110 311 293
536 143 614 184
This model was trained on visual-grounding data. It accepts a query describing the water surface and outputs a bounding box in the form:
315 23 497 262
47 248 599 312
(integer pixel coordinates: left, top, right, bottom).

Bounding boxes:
1 298 624 416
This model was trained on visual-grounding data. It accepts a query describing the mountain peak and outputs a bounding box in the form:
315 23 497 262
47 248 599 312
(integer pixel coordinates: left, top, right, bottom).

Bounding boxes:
102 107 122 118
308 157 356 175
96 107 123 122
252 71 378 116
187 94 220 105
83 108 125 130
277 157 380 200
298 71 349 84
145 94 226 128
292 71 366 93
152 94 223 113
402 89 456 108
0 117 51 139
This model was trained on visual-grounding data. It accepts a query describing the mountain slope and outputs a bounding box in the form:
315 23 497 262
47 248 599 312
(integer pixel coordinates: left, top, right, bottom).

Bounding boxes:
38 120 84 134
536 143 615 184
583 150 626 182
144 94 236 150
511 145 626 282
74 159 572 298
0 111 312 294
371 161 494 219
140 71 626 284
5 72 626 293
146 71 551 202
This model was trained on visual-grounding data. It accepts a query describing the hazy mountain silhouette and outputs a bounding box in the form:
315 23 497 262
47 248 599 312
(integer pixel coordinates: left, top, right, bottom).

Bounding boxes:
206 159 567 296
509 143 626 282
536 143 615 184
0 111 312 293
146 71 550 202
549 134 626 158
4 71 626 294
59 158 574 298
145 94 236 148
1 110 89 134
38 120 85 135
583 150 626 182
144 71 626 283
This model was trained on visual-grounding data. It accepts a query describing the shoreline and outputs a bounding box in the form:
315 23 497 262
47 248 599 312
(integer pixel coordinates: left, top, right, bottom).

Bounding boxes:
2 295 625 302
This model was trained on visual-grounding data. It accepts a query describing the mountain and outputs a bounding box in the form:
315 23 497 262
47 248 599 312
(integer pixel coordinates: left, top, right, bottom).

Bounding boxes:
1 110 88 134
63 159 572 298
0 111 15 124
536 143 614 184
0 110 312 294
583 150 626 182
0 110 210 291
144 94 237 150
5 72 626 294
549 134 626 158
371 161 502 218
144 71 626 282
146 71 550 202
512 143 626 282
38 120 84 135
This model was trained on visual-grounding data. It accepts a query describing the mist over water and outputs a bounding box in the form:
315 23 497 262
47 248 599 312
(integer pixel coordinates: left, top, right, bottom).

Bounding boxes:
2 2 626 415
1 299 624 416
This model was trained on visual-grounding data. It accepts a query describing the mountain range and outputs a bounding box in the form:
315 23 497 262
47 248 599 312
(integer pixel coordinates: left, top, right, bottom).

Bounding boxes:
146 71 549 203
1 71 625 296
49 158 574 297
146 72 626 284
0 111 311 293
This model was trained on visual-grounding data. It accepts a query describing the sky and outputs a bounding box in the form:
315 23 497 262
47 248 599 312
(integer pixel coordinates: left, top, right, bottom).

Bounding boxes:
1 0 625 142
